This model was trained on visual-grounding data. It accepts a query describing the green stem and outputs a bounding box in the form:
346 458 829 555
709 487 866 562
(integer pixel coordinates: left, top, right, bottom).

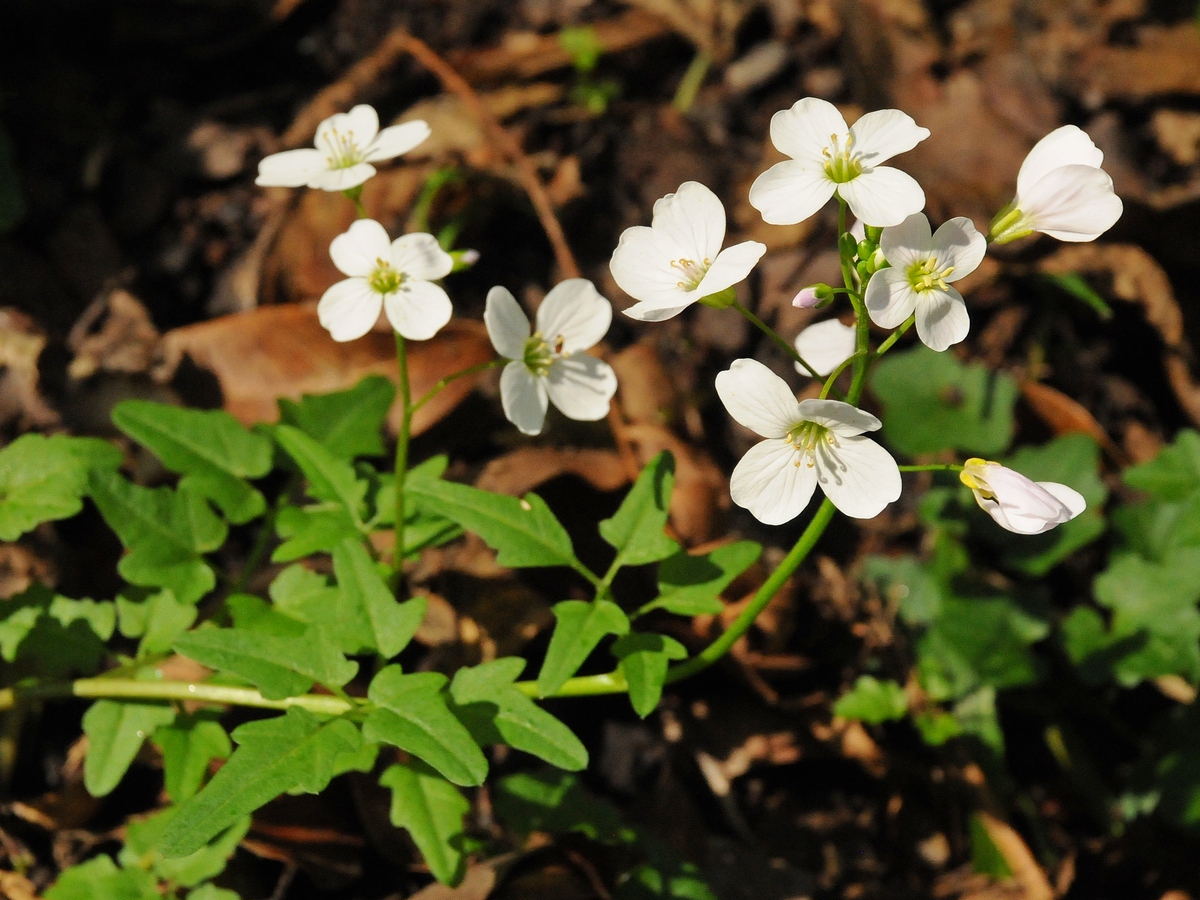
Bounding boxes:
664 498 836 683
394 333 413 588
819 351 867 400
672 51 712 114
731 299 822 379
410 359 505 417
873 314 915 359
512 671 627 698
898 463 964 473
343 186 367 219
230 484 292 595
0 679 355 716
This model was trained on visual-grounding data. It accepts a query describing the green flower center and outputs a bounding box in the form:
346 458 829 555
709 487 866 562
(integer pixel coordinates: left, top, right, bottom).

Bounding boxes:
670 257 710 292
523 332 561 377
785 421 835 467
324 126 365 170
906 257 955 293
822 133 862 184
368 260 405 295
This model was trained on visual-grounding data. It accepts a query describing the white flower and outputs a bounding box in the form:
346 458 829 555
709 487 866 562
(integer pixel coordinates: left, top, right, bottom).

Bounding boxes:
794 319 856 377
485 280 618 435
715 358 902 523
256 104 430 192
864 213 986 352
960 458 1086 535
318 219 453 342
749 98 930 228
991 125 1123 244
609 182 766 321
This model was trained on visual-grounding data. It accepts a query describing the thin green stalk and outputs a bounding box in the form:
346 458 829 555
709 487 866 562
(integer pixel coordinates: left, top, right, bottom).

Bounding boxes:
819 350 867 400
512 671 627 698
873 314 915 359
664 498 837 683
673 51 712 114
394 333 413 587
731 298 822 379
410 358 505 417
899 463 964 473
343 186 367 219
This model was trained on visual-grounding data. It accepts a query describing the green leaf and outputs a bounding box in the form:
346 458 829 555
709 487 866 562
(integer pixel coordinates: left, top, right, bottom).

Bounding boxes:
363 667 487 786
992 434 1107 575
332 539 425 658
0 434 121 540
120 807 249 888
969 811 1013 878
861 555 944 625
833 675 909 724
537 599 630 696
495 770 632 843
0 586 115 676
113 401 273 524
45 855 159 900
272 505 360 562
188 887 241 900
117 589 197 656
599 452 679 567
278 375 395 459
649 541 761 616
1124 430 1200 501
88 471 226 604
82 699 176 797
450 658 588 770
272 424 366 522
160 708 369 857
871 345 1017 456
916 595 1049 701
407 478 578 570
612 632 686 717
153 712 232 803
1042 271 1112 319
380 761 469 886
173 616 358 701
913 711 962 745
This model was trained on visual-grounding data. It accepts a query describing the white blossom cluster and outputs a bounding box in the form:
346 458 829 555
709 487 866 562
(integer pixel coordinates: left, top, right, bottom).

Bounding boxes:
257 97 1117 535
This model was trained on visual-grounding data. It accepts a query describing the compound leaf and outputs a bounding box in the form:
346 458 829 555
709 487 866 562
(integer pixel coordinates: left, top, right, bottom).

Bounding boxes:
153 712 232 803
599 451 678 568
380 761 469 886
537 599 629 697
272 424 366 523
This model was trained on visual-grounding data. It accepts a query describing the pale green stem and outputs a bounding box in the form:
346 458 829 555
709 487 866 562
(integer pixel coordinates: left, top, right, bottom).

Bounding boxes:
410 359 505 417
0 679 355 716
731 298 822 379
898 463 964 473
673 51 712 114
394 333 413 588
874 314 915 359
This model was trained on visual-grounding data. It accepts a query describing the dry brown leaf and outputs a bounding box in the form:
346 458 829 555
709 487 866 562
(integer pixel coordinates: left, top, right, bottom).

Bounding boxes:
408 862 500 900
1074 23 1200 104
973 811 1054 900
157 305 493 436
1039 244 1200 429
610 342 684 429
0 308 58 432
475 446 628 496
0 543 57 600
625 423 727 545
0 871 40 900
1018 380 1125 465
1152 110 1200 167
67 289 160 380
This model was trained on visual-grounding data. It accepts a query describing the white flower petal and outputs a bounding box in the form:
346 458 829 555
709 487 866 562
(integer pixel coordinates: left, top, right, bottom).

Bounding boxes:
965 463 1085 534
1016 125 1103 199
390 233 454 281
769 97 849 163
649 182 727 263
794 319 857 377
931 217 986 280
621 300 693 322
546 355 617 421
383 281 453 340
878 213 932 271
500 362 549 435
914 287 970 352
730 439 818 526
1020 166 1123 242
813 434 902 519
255 148 327 187
330 219 393 277
836 167 925 227
694 241 767 298
609 225 692 308
309 163 377 192
315 105 379 156
796 398 881 436
364 120 431 162
318 278 381 342
536 279 611 353
715 358 802 439
848 108 930 166
484 286 529 360
864 267 918 329
749 161 836 226
1039 481 1087 519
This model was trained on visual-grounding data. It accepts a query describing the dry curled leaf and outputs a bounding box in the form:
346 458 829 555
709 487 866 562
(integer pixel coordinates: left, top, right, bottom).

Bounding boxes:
156 305 493 436
973 811 1054 900
0 307 58 432
67 288 160 380
1074 23 1200 104
475 446 628 497
1018 380 1125 465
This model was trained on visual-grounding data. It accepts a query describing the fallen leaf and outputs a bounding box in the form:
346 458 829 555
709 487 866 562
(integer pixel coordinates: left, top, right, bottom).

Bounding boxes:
156 305 494 436
1074 23 1200 104
0 542 57 600
1018 380 1125 465
1152 109 1200 167
0 871 40 900
67 289 160 380
474 446 628 496
973 811 1054 900
0 307 58 432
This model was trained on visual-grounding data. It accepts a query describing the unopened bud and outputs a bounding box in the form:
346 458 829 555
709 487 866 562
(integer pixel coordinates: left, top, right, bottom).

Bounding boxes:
792 284 834 309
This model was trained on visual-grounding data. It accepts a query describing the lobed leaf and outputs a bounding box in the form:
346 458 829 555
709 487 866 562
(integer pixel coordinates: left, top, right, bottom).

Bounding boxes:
612 632 686 717
116 589 196 657
0 586 115 676
332 539 426 658
153 712 232 803
112 400 272 524
82 699 176 797
1124 429 1200 501
45 855 159 900
272 424 366 523
278 375 395 460
0 434 121 541
833 675 909 724
380 761 469 886
649 541 761 616
599 451 679 568
537 599 630 696
120 807 248 888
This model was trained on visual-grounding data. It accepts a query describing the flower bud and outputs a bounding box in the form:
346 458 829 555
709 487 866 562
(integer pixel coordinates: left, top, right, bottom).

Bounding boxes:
792 284 835 309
